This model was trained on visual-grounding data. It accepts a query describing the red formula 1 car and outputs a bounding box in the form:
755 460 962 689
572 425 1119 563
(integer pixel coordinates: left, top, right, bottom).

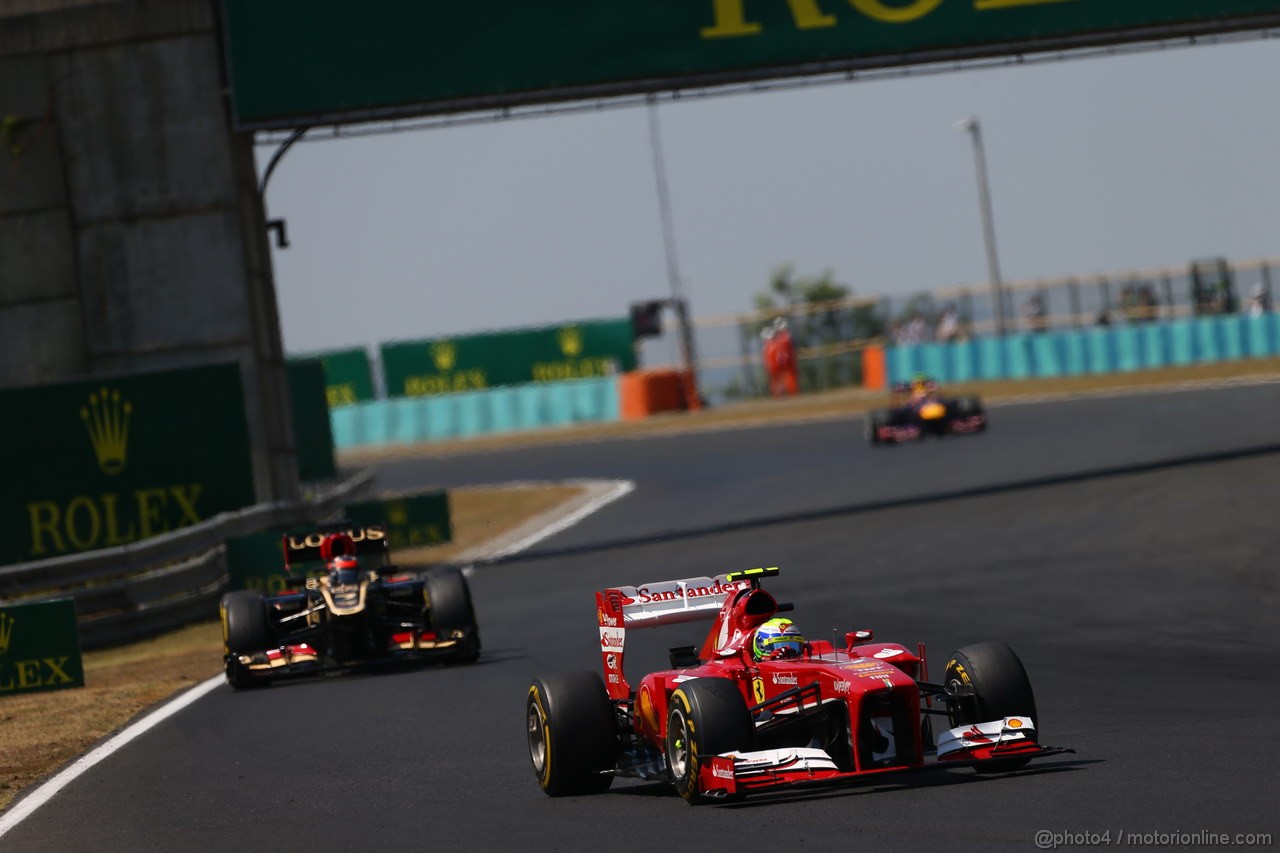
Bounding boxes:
219 523 480 688
866 377 986 445
526 567 1067 804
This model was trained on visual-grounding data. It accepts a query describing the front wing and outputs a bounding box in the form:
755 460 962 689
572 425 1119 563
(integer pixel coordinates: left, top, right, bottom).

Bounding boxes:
694 716 1070 799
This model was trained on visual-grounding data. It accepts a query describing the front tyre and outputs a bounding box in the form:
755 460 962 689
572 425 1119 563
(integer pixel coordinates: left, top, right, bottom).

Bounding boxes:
944 640 1038 771
527 672 617 796
220 590 271 690
667 678 754 804
425 568 481 663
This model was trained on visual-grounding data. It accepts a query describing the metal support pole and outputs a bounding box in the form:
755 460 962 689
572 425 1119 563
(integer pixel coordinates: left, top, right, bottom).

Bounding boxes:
957 118 1006 337
647 96 700 408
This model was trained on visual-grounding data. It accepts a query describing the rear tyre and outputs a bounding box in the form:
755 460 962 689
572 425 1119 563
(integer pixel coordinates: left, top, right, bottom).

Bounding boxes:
220 590 271 689
944 640 1038 771
666 678 754 804
426 568 481 663
865 411 885 446
527 671 617 796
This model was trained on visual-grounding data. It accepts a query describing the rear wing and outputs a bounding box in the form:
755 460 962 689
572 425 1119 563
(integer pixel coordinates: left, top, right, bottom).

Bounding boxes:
282 523 389 571
595 567 777 700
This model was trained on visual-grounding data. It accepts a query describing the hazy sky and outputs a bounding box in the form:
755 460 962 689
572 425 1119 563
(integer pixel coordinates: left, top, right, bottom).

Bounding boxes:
262 36 1279 357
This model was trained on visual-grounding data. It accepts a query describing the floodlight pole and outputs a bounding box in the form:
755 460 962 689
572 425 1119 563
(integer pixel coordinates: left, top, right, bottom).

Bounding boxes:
647 96 701 408
956 117 1007 337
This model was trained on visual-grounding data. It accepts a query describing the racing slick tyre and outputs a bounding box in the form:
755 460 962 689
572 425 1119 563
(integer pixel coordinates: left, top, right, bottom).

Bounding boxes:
425 568 481 663
527 671 617 796
944 640 1039 772
220 590 271 690
667 678 754 805
865 411 886 446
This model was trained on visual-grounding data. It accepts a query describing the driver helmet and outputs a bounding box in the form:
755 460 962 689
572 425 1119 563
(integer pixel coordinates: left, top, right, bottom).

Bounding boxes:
328 554 360 585
752 617 806 661
910 373 934 395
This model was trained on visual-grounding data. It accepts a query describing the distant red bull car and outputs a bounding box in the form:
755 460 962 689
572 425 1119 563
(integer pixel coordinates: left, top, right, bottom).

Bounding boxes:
866 378 986 445
526 567 1068 804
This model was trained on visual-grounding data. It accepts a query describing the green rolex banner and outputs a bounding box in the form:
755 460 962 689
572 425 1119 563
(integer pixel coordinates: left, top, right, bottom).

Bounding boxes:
381 319 636 397
289 348 377 407
0 599 85 696
2 363 257 566
345 491 453 551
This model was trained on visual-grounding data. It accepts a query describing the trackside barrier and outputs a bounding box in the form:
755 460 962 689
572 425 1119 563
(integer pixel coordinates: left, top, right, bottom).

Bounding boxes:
886 314 1280 385
0 471 375 649
330 377 619 449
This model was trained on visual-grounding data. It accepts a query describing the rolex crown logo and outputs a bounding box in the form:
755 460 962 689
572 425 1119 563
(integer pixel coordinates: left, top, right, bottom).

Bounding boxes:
557 326 584 358
0 612 14 656
387 501 409 526
81 387 132 475
431 341 457 372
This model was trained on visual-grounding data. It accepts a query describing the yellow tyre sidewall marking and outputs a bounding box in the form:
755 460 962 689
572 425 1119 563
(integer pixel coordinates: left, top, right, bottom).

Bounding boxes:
528 685 552 788
670 689 698 795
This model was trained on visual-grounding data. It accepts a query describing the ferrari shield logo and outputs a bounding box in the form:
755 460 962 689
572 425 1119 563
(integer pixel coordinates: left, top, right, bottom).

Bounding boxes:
752 676 766 705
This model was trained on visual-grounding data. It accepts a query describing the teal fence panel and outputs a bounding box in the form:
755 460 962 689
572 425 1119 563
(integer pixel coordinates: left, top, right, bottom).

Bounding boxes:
950 341 977 383
883 314 1280 388
329 377 620 449
1114 326 1141 372
1060 332 1087 376
1031 334 1062 378
1248 315 1275 358
1219 316 1245 361
1085 328 1115 374
1140 324 1167 368
1168 319 1196 365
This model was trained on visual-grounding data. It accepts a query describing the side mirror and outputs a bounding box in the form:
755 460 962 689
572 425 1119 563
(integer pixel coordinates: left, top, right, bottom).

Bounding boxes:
845 629 874 650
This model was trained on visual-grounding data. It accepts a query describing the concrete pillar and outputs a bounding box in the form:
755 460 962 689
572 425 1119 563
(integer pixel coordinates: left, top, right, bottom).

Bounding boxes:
0 0 298 502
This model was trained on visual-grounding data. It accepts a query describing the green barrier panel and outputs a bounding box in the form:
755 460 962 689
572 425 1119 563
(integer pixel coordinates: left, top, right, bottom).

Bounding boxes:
346 491 453 551
225 530 306 594
287 360 337 482
0 599 84 696
381 319 636 398
3 363 256 566
290 348 376 406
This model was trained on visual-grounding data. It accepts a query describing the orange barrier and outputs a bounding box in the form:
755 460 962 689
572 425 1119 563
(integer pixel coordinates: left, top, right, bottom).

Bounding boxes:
619 369 691 420
861 345 886 390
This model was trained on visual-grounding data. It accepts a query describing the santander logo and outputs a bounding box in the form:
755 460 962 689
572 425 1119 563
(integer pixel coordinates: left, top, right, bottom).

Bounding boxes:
599 628 625 652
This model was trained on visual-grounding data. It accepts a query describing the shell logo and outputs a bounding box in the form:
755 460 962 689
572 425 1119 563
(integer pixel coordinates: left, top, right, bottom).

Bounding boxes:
638 685 659 731
1008 718 1023 728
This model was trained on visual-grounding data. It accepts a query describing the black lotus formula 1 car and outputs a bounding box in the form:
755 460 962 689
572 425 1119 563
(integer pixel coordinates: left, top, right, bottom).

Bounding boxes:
219 523 480 688
866 377 986 445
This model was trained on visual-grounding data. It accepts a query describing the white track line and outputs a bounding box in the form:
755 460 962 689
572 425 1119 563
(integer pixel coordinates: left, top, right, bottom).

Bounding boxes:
457 478 636 565
0 478 636 835
0 675 223 837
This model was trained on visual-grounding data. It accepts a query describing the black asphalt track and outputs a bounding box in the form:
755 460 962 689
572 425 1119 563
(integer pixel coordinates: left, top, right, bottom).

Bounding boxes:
5 384 1280 851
